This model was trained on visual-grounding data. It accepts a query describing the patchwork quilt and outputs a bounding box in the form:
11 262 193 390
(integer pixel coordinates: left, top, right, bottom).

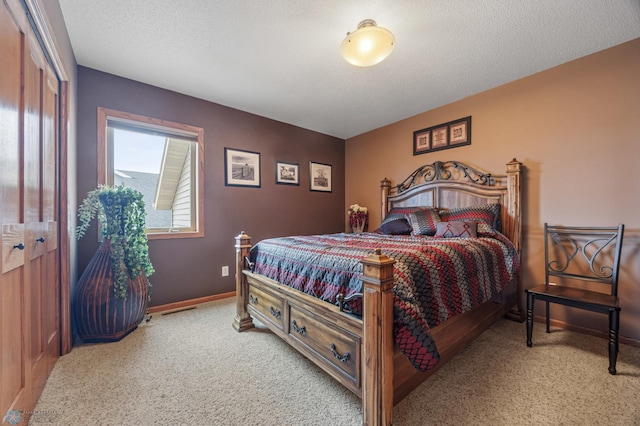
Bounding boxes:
249 232 519 371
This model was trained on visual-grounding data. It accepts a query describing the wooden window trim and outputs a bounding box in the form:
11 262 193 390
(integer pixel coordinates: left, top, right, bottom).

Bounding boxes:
97 107 204 239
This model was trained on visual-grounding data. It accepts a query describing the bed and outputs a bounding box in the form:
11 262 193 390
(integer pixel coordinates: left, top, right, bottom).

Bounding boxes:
233 159 523 425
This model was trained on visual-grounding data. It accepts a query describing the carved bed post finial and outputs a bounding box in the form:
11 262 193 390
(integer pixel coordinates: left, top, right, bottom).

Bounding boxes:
380 178 391 222
233 231 255 332
361 250 395 426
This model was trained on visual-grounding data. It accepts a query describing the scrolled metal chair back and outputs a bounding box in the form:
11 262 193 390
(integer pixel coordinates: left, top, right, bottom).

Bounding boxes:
544 223 624 296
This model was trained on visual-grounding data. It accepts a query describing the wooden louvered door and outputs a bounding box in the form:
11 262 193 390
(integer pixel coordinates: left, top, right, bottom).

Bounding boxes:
1 0 61 421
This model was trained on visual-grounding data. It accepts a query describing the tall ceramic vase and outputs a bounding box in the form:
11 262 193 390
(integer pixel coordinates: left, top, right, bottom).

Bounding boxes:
73 239 149 342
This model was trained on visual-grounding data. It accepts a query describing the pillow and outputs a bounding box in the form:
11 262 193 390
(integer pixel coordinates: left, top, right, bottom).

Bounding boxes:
378 206 429 228
408 208 441 236
438 204 501 234
384 206 428 220
434 221 478 238
377 218 412 235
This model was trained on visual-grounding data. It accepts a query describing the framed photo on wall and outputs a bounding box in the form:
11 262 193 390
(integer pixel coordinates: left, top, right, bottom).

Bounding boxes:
224 147 261 187
413 116 471 155
309 161 332 192
414 129 431 154
449 118 470 145
431 126 448 149
275 161 299 185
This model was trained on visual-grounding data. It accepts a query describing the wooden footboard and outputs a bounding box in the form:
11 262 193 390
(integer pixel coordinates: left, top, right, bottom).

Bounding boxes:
234 231 365 394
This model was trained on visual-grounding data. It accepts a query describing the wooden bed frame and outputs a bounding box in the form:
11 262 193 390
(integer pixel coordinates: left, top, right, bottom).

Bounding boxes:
233 159 523 425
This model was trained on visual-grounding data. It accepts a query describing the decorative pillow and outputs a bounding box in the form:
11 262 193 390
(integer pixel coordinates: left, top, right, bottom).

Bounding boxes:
384 206 427 220
438 204 501 234
408 208 441 236
434 221 478 238
377 218 412 235
379 206 428 228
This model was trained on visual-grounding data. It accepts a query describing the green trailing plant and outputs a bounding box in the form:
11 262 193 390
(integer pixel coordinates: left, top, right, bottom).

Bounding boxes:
76 185 154 300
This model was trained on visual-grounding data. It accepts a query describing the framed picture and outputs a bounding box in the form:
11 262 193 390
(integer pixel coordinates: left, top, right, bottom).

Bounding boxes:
309 162 332 192
414 130 431 154
413 116 471 155
275 161 299 185
224 147 261 187
449 117 470 145
431 126 448 149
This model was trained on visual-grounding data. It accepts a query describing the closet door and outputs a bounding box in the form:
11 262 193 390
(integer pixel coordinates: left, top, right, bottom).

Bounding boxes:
22 18 60 408
0 0 60 416
42 54 61 380
0 0 28 414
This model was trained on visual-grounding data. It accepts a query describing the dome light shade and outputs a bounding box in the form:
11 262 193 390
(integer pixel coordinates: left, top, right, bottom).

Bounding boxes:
341 19 395 67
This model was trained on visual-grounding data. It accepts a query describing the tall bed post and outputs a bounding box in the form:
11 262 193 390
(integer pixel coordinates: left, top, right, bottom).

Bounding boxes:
361 249 396 426
505 158 522 256
380 178 391 220
233 231 254 332
505 159 523 321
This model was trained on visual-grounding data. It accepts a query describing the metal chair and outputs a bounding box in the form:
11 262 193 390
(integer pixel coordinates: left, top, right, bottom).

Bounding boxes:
526 223 625 374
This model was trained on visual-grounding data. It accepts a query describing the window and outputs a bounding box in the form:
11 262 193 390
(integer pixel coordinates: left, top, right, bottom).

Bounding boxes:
98 107 204 239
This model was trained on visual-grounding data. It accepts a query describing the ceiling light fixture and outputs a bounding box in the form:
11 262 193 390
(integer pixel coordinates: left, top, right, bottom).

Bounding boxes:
341 19 395 67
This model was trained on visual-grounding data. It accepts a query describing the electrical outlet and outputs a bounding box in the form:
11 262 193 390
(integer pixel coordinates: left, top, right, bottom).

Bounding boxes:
222 265 229 277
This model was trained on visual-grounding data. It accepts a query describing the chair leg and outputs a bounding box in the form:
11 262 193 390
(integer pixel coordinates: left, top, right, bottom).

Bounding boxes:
608 309 620 375
545 301 550 333
526 292 534 347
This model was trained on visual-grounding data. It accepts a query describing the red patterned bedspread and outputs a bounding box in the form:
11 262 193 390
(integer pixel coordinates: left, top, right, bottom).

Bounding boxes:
249 232 519 371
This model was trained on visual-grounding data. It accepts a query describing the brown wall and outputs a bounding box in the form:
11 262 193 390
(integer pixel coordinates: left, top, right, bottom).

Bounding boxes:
76 67 345 306
345 38 640 342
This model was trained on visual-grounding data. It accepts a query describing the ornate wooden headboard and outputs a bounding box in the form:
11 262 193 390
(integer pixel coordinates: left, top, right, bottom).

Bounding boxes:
380 159 523 255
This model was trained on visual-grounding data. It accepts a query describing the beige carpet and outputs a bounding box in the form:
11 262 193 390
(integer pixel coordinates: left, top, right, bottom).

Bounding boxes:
34 298 640 425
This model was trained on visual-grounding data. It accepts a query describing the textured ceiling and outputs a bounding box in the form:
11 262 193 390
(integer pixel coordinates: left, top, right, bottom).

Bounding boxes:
58 0 640 139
